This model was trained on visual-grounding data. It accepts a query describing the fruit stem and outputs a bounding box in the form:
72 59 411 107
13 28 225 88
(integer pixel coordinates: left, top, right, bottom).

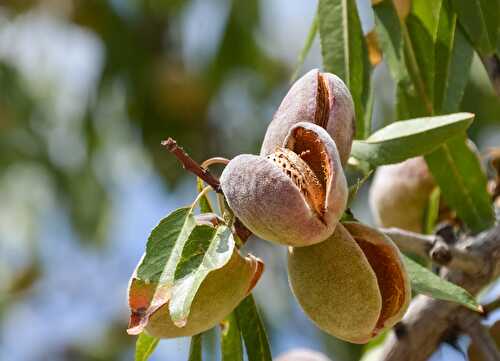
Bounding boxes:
161 138 222 193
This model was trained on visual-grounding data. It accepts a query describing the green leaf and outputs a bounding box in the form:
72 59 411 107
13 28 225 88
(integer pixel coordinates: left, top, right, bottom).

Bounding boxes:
423 187 441 235
137 207 196 283
135 333 159 361
169 224 234 326
434 0 474 114
291 14 318 83
372 0 427 119
318 0 369 138
197 177 214 213
403 255 481 311
350 112 474 166
235 295 272 361
405 0 442 104
373 0 407 82
128 206 197 334
425 136 494 233
221 313 244 361
451 0 499 56
188 334 203 361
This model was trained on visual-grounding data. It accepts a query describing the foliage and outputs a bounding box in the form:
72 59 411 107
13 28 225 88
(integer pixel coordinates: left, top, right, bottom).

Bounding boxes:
1 0 499 361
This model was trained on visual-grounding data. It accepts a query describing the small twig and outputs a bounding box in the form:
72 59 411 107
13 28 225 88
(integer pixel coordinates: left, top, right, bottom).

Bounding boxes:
162 138 254 242
483 296 500 315
382 227 484 274
457 312 500 361
161 138 222 193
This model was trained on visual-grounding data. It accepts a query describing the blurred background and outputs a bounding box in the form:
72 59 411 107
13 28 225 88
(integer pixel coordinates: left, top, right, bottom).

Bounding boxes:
0 1 499 361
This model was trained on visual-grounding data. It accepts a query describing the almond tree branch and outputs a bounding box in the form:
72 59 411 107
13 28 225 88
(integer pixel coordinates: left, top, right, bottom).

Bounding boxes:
483 296 500 315
382 228 483 274
380 222 500 361
161 138 222 193
457 312 500 361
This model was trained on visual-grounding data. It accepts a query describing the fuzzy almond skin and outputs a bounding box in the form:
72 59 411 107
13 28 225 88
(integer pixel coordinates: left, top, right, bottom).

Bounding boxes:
260 69 355 166
342 222 411 335
221 123 347 247
369 156 436 233
288 224 382 343
275 349 332 361
144 251 260 339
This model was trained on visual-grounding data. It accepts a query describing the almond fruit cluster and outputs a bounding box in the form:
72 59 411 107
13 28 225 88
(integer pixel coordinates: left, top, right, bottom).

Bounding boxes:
221 69 411 343
134 69 411 344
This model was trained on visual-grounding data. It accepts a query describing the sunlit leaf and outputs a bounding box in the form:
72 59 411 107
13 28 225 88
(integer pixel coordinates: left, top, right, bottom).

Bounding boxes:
403 255 481 311
372 0 422 118
423 187 441 235
235 295 272 361
169 225 234 326
318 0 370 139
135 333 159 361
350 112 473 166
197 177 214 213
450 0 499 56
221 313 244 361
128 206 197 334
425 136 494 233
434 0 474 114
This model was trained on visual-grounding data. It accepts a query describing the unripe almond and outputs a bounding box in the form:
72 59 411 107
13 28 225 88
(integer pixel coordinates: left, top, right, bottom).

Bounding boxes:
275 349 332 361
369 156 436 233
221 122 348 247
260 69 355 166
288 222 410 344
140 251 263 339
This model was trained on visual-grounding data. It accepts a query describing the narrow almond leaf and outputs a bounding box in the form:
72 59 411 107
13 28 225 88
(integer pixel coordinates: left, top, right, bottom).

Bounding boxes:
188 334 203 361
291 14 318 83
221 313 244 361
135 333 159 361
128 206 197 334
318 0 369 139
425 136 494 233
405 0 442 104
197 177 214 213
372 0 426 119
235 295 272 361
350 112 473 166
403 255 481 312
424 187 441 235
169 225 234 326
434 1 474 114
450 0 499 56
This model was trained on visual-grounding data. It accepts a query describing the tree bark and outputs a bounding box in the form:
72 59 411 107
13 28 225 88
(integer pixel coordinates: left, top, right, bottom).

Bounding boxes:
380 223 500 361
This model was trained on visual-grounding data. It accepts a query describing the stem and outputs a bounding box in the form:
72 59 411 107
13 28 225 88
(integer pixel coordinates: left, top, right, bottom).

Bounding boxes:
483 296 500 314
201 157 230 169
161 138 222 193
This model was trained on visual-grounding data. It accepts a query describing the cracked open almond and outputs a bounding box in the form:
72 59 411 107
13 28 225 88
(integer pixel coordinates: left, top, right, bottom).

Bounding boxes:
288 222 410 344
260 69 355 166
220 122 347 247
